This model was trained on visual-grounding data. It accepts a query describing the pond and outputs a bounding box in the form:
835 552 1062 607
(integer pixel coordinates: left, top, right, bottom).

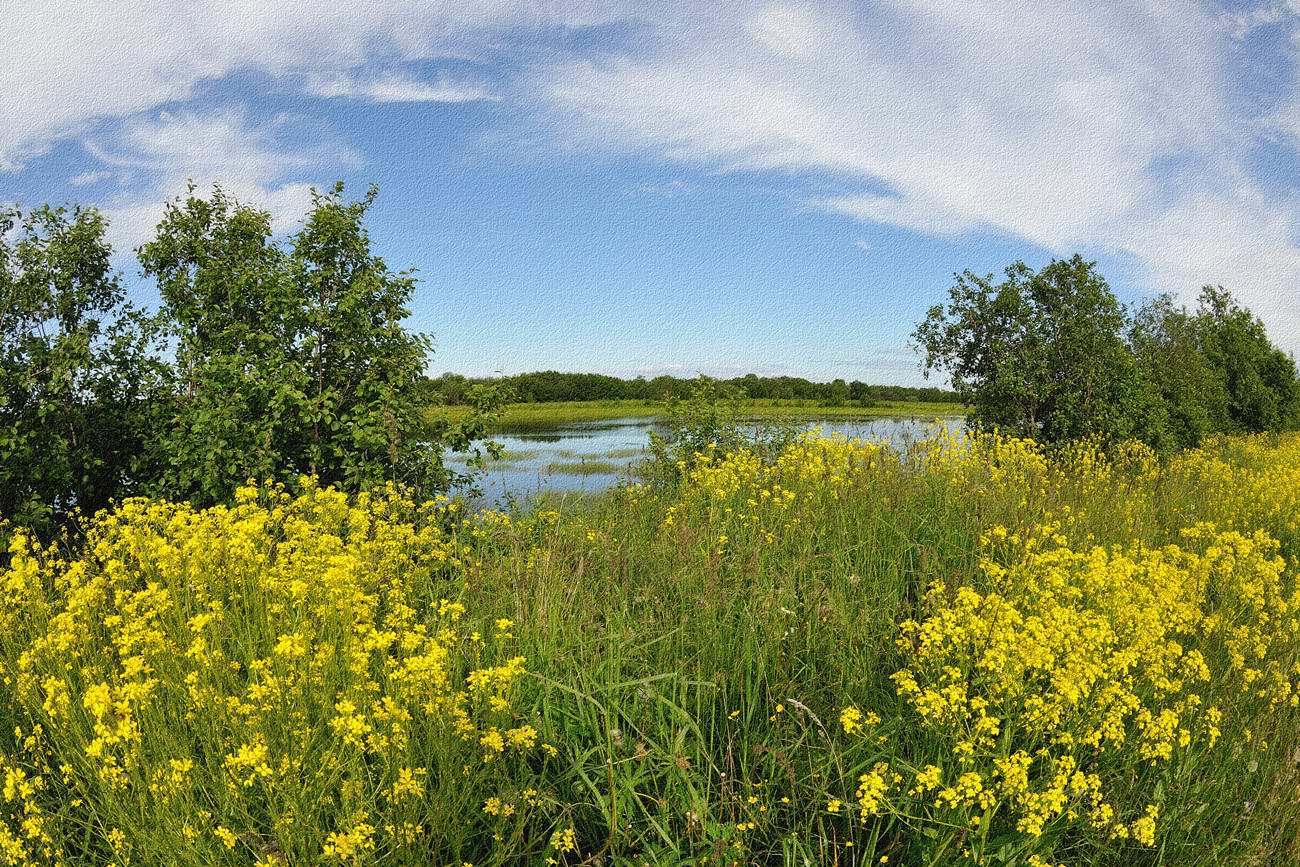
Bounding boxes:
446 415 964 506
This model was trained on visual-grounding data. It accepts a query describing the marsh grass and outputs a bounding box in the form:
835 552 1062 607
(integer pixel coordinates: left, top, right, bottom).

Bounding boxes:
543 460 625 476
428 398 967 432
551 447 646 461
491 449 543 465
3 431 1300 865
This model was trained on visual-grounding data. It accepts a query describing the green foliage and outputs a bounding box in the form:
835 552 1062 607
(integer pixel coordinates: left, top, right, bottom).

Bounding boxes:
138 184 302 503
915 256 1299 448
291 184 443 493
821 377 850 407
0 204 169 539
425 379 514 482
644 376 797 485
428 369 959 406
915 255 1148 442
1128 287 1299 449
137 182 500 506
1130 294 1226 451
1196 285 1300 433
645 376 749 483
1 183 503 538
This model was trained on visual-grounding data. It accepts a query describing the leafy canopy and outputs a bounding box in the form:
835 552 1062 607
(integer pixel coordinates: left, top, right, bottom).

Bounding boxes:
914 256 1298 447
2 183 502 540
0 204 168 537
914 255 1150 443
138 181 499 505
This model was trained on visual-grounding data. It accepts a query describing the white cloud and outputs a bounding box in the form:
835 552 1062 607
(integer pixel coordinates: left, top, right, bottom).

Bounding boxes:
69 170 113 187
87 108 359 251
853 238 870 254
304 70 499 103
536 0 1300 348
1119 189 1300 319
1219 0 1299 40
0 0 631 170
7 0 1300 356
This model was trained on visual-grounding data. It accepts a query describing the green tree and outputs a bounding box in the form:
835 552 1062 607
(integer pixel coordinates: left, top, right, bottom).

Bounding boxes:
138 184 303 503
1195 285 1299 433
140 182 500 504
0 204 168 537
848 380 874 406
645 376 748 484
823 378 850 407
1130 294 1227 450
290 183 445 492
914 255 1148 443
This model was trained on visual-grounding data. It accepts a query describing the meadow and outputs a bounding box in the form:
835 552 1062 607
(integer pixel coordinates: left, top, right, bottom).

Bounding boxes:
429 399 966 432
4 428 1300 866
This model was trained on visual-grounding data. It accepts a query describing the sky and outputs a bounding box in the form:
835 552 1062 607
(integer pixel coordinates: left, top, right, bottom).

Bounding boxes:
4 0 1300 386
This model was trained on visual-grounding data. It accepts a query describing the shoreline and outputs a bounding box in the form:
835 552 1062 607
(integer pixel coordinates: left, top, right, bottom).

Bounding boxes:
429 398 968 431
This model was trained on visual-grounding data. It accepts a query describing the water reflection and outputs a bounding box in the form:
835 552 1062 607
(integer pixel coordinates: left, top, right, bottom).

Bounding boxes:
446 415 964 507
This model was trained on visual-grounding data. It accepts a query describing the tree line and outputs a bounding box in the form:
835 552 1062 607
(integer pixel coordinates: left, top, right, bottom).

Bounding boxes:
5 180 1295 541
914 255 1299 450
425 370 960 407
1 184 498 540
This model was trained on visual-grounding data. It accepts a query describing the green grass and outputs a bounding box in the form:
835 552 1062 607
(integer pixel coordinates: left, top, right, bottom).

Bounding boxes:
592 446 646 459
552 446 645 460
5 431 1299 865
494 448 542 464
469 434 1300 866
430 397 967 431
543 459 625 475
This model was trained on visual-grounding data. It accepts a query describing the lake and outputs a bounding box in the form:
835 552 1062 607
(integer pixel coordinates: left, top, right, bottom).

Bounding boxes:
447 415 964 505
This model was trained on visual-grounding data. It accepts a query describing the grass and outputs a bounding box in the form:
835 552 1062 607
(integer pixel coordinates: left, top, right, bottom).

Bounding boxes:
543 459 625 475
552 446 645 460
4 430 1300 865
430 397 967 431
493 448 542 464
592 446 646 459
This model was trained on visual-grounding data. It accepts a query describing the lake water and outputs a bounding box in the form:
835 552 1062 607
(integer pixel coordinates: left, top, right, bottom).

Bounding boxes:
447 415 964 506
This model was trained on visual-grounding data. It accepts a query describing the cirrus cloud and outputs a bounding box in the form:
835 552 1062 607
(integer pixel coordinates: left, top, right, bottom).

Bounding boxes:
535 0 1300 343
0 0 631 170
5 0 1300 355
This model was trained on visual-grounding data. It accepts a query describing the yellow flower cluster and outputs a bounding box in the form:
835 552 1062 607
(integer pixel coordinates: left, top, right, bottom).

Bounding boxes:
843 508 1300 859
6 426 1300 864
0 481 549 864
666 429 1300 863
842 522 1300 852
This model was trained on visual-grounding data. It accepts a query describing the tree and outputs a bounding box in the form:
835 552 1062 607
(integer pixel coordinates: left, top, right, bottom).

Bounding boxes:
914 255 1148 443
823 378 850 407
646 375 749 484
290 183 443 492
848 380 873 406
140 182 499 504
138 184 303 503
0 204 168 537
1195 285 1299 434
1130 294 1227 450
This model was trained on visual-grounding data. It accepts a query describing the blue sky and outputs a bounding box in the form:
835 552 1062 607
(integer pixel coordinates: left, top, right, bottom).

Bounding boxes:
4 1 1300 385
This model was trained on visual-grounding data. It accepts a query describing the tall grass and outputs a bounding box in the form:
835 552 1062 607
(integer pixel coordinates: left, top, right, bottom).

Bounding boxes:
3 431 1300 865
428 398 966 432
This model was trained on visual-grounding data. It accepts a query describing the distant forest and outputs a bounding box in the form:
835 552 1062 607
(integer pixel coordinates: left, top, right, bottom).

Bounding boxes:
424 370 961 407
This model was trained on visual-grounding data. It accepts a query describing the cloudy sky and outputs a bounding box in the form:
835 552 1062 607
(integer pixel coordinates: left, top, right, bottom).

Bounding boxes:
4 1 1299 384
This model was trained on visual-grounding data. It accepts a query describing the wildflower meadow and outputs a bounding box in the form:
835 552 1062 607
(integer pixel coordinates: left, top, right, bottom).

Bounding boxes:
4 429 1300 865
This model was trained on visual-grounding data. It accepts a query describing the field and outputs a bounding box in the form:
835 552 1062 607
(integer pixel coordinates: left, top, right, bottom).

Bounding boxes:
4 429 1300 865
430 398 967 431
